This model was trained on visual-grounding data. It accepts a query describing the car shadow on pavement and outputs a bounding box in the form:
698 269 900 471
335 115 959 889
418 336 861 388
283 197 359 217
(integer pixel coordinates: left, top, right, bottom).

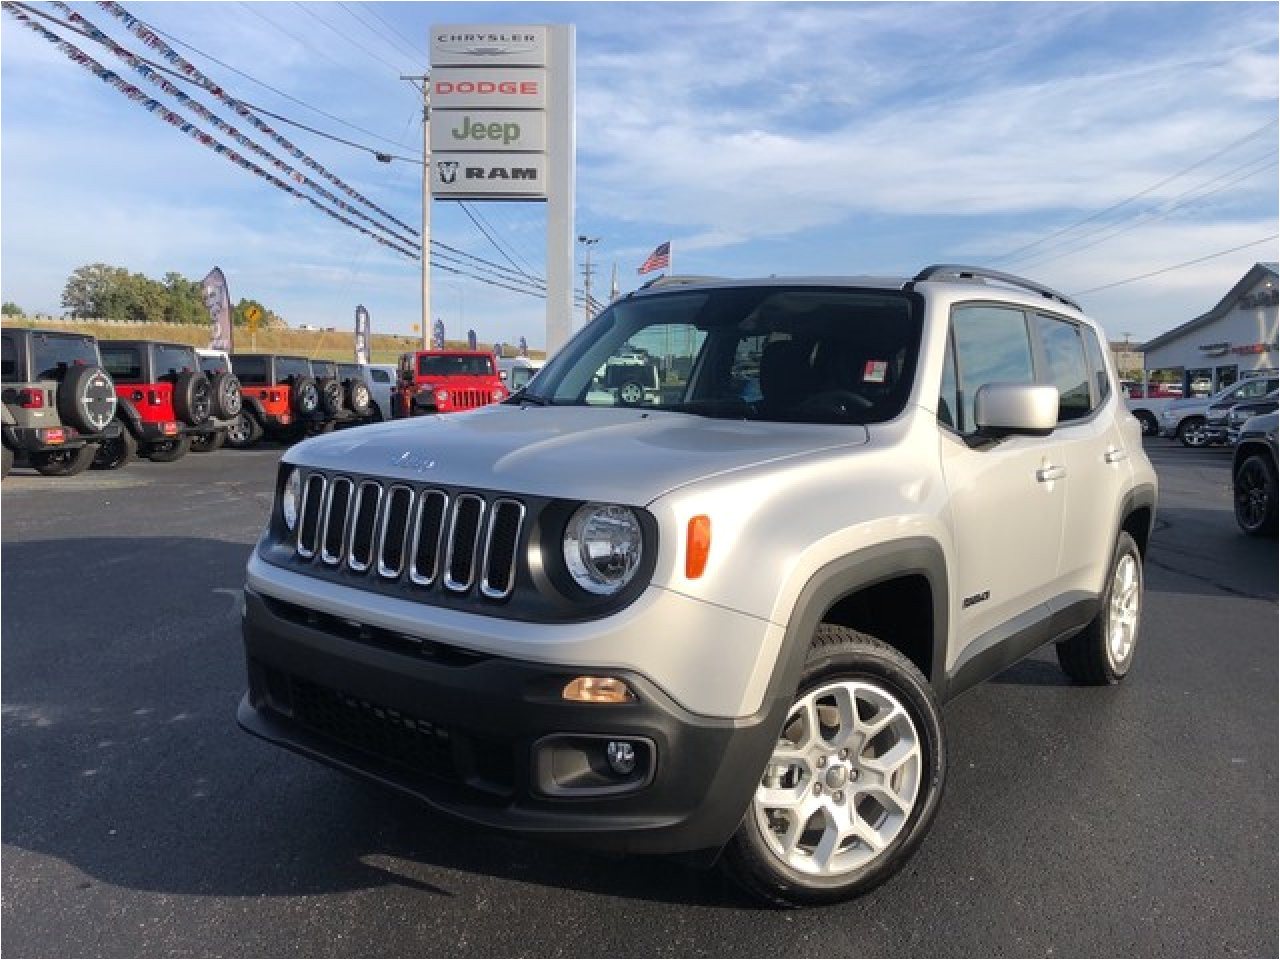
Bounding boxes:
0 536 743 909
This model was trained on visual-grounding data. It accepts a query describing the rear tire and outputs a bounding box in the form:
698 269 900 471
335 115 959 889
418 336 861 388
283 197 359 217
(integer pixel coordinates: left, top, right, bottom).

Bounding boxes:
2 444 13 479
721 625 946 907
92 427 137 470
225 412 263 449
1177 416 1207 448
1056 531 1144 684
1133 410 1157 437
190 431 226 453
32 443 98 477
147 434 191 463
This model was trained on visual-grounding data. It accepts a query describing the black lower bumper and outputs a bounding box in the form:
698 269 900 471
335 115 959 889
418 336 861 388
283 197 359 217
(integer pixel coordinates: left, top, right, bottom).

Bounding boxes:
3 422 119 453
238 587 782 854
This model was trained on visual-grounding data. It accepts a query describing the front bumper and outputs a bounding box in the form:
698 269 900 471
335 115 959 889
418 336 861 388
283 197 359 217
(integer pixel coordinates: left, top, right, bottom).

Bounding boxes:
238 586 783 854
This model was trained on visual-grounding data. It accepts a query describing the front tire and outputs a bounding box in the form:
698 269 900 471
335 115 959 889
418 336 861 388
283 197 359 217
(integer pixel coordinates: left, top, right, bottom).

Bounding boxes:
190 431 226 453
721 625 946 907
1133 410 1158 437
1234 453 1278 536
225 412 263 449
1056 531 1144 684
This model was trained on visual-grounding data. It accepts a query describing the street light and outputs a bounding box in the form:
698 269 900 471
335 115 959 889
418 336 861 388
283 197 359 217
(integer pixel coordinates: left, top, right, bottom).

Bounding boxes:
578 235 600 326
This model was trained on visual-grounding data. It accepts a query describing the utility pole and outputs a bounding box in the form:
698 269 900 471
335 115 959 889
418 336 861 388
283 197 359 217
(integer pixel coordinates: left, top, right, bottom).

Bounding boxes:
402 74 431 351
578 235 599 326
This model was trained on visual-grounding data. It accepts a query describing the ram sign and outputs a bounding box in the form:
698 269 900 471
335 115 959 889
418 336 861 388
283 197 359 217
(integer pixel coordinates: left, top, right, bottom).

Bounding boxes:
431 154 548 197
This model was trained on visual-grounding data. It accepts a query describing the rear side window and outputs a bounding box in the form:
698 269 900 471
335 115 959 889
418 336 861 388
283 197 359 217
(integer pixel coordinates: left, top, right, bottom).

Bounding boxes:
370 368 391 384
2 334 19 382
275 357 311 380
1081 326 1112 404
31 333 99 380
232 356 268 386
951 305 1035 435
1034 315 1091 422
101 346 143 382
154 345 197 379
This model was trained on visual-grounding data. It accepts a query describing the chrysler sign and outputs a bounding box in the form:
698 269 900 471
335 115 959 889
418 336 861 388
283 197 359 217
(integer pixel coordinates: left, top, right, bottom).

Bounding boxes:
430 25 547 66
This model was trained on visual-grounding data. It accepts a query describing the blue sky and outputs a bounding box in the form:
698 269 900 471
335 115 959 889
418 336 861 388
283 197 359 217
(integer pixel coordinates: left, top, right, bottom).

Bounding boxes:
2 1 1277 349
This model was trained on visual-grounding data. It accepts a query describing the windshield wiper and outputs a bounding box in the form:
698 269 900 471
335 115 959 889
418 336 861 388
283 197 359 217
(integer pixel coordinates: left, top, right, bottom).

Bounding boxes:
512 392 550 406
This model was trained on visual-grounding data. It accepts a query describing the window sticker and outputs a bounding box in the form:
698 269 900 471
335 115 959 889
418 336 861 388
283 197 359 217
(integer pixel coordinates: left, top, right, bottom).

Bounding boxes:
863 359 888 383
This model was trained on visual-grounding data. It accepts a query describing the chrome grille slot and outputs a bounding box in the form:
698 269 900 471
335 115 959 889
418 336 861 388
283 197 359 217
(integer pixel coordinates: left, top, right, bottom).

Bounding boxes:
347 481 383 572
480 499 525 599
409 491 448 586
376 485 414 579
444 495 486 593
297 473 327 559
321 478 354 566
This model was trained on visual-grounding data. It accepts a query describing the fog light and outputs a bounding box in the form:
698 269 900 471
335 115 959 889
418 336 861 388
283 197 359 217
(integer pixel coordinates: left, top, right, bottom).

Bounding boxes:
606 740 636 775
562 676 634 703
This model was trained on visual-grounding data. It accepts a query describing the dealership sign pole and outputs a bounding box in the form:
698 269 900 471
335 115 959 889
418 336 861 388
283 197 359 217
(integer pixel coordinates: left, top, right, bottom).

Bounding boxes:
429 25 575 353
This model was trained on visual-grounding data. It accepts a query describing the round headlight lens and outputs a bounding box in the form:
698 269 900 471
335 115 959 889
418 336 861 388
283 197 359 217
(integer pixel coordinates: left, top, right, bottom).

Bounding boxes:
563 503 643 595
282 467 302 532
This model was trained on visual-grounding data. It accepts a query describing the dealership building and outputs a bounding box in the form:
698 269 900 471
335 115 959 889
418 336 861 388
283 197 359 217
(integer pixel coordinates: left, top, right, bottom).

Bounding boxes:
1140 262 1278 396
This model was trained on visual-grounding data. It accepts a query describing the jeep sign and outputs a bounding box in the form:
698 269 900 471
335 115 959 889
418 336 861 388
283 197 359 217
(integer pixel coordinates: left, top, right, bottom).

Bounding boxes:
432 154 548 197
431 110 546 152
431 69 547 109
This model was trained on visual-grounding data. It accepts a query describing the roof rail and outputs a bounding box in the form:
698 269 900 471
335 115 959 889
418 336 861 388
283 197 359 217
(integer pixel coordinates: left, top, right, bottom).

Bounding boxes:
635 274 724 292
909 264 1082 312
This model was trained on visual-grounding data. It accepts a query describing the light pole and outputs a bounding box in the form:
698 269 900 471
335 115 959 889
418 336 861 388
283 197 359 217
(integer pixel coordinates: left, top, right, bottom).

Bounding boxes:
402 74 431 351
578 235 600 326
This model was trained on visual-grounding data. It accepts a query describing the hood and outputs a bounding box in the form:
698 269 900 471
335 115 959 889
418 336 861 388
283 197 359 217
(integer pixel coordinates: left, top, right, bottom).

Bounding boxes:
288 405 869 504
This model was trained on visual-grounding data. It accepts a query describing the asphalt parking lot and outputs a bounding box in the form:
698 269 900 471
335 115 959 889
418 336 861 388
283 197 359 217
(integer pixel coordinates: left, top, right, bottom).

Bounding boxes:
2 438 1276 957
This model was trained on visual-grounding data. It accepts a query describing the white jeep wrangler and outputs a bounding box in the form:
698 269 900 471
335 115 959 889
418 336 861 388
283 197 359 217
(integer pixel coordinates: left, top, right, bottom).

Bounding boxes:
238 266 1157 906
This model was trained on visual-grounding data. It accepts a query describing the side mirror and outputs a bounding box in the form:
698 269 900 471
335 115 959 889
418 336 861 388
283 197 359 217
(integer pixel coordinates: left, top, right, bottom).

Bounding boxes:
499 370 509 382
973 383 1058 438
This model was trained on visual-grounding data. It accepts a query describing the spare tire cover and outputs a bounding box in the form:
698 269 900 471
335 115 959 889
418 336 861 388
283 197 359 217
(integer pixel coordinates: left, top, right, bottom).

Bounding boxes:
58 364 118 434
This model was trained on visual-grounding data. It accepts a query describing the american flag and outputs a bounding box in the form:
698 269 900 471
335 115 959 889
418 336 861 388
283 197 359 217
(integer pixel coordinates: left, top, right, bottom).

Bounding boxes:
637 241 671 275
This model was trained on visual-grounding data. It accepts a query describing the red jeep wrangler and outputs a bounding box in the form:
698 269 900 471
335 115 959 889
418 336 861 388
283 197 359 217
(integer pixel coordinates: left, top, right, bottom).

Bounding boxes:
226 354 331 448
395 349 506 417
97 340 225 465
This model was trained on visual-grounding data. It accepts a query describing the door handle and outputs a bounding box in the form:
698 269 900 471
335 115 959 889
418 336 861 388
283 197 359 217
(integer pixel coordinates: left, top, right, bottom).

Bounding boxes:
1036 465 1067 482
1104 447 1128 464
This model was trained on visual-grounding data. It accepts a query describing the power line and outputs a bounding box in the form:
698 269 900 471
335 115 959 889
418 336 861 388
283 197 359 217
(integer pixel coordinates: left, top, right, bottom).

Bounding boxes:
995 118 1279 264
459 202 541 284
1070 235 1280 296
337 2 424 67
106 2 416 151
291 1 411 75
237 2 394 94
1012 149 1280 269
365 4 427 61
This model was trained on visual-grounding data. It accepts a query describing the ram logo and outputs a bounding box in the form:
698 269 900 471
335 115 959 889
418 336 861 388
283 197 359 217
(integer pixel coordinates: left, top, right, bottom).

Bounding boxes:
437 161 459 184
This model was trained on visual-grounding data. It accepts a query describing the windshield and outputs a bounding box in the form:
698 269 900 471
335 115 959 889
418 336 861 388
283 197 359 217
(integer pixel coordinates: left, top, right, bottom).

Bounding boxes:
199 354 229 375
525 286 922 423
418 354 494 377
336 363 362 380
154 344 197 378
311 360 337 378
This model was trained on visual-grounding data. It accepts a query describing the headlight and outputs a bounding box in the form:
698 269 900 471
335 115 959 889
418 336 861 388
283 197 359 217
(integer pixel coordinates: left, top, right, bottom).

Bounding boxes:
436 388 449 403
563 503 643 595
282 467 302 532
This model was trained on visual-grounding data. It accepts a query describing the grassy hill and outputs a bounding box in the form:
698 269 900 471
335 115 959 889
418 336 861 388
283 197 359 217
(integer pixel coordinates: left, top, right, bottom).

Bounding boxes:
0 317 545 364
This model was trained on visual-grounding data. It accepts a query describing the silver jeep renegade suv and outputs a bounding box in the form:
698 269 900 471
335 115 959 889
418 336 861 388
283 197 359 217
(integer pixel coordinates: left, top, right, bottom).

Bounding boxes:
238 265 1157 906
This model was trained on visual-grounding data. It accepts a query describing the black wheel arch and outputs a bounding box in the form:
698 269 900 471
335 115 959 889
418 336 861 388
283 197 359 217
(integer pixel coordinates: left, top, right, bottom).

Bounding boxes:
766 538 950 711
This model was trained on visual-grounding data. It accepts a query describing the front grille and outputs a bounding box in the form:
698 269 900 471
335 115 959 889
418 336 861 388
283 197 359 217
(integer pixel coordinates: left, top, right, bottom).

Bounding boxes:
451 389 489 410
285 673 458 782
293 473 525 601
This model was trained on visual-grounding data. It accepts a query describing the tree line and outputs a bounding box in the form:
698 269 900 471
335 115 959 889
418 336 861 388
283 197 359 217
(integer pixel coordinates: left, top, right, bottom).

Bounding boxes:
55 263 284 328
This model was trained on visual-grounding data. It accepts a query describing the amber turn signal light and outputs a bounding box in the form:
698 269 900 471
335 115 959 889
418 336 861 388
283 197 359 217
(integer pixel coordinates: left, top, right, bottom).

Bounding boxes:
562 676 634 704
686 514 711 579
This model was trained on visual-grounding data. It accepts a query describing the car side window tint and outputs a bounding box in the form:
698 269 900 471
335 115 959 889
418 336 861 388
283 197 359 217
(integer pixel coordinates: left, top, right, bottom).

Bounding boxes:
1035 315 1091 422
1082 325 1112 405
938 330 960 430
951 305 1035 435
371 369 390 383
1 334 17 382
